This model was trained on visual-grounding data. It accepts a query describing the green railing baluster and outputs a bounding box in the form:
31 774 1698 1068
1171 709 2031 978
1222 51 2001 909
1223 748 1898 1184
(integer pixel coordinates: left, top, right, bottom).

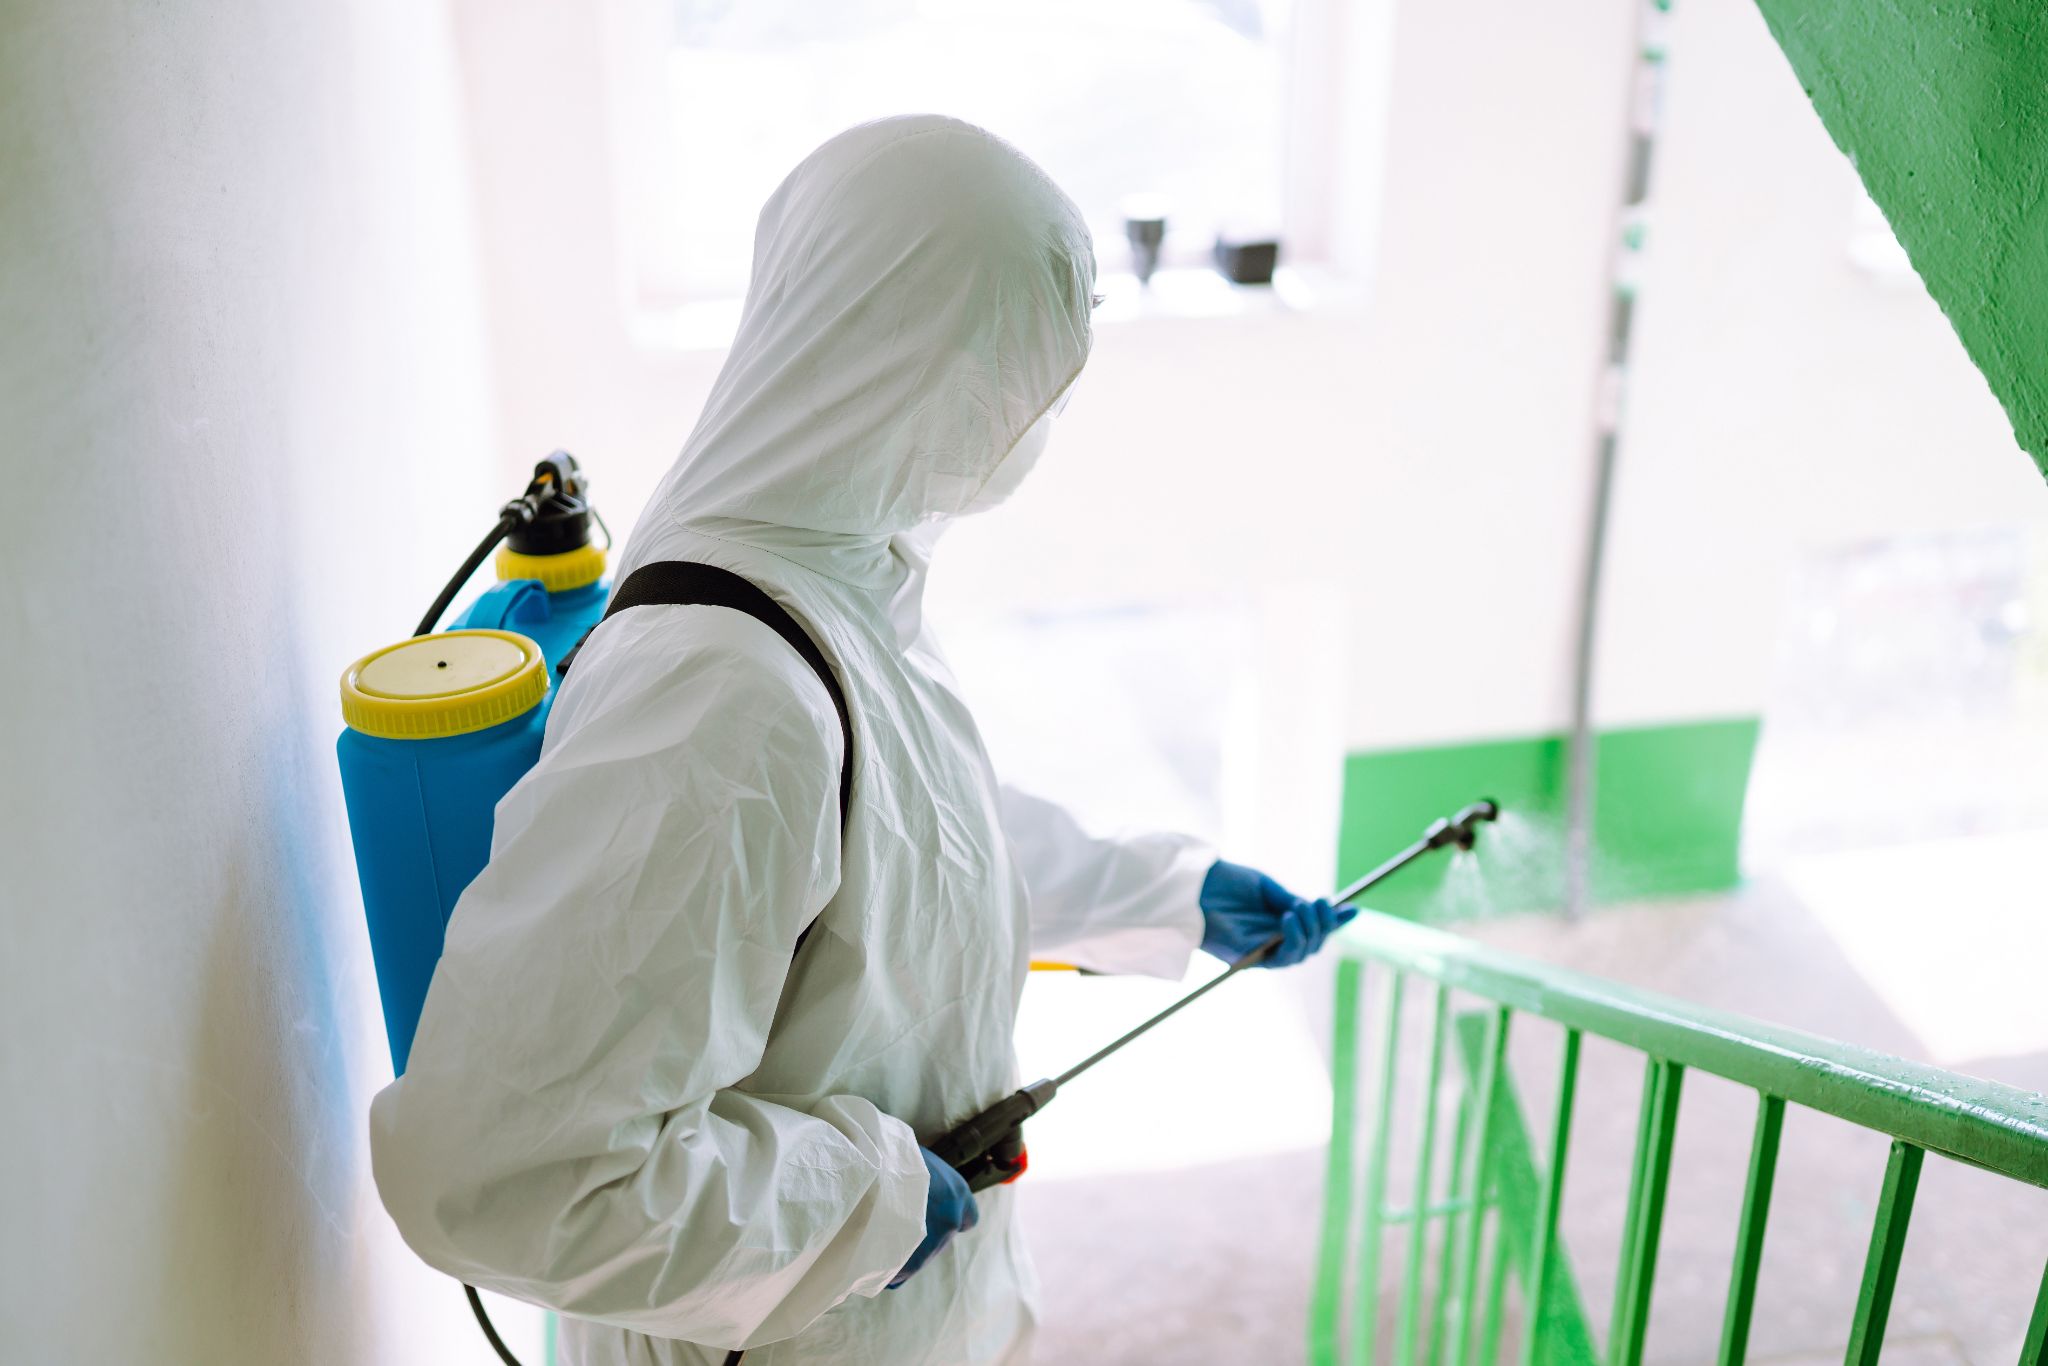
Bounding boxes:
1521 1029 1583 1366
1610 1062 1658 1334
1716 1093 1784 1366
2021 1258 2048 1366
1447 1008 1512 1365
1430 1086 1479 1366
1476 1207 1511 1366
1312 957 1367 1366
1610 1058 1683 1366
1395 984 1454 1365
1844 1140 1924 1366
1352 971 1409 1365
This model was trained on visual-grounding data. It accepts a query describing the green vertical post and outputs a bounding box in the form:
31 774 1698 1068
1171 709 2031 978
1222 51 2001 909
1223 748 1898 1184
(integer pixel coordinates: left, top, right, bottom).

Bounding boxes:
1475 1211 1512 1366
1312 957 1368 1366
1520 1030 1583 1366
1352 971 1409 1365
1430 1090 1479 1366
2020 1259 2048 1366
1609 1063 1659 1331
1844 1141 1924 1366
1715 1093 1784 1366
1447 1008 1512 1365
1610 1058 1684 1366
1395 984 1454 1365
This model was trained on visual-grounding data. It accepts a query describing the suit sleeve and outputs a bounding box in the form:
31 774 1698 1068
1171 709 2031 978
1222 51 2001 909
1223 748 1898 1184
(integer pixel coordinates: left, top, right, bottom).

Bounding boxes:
998 782 1210 979
369 606 927 1349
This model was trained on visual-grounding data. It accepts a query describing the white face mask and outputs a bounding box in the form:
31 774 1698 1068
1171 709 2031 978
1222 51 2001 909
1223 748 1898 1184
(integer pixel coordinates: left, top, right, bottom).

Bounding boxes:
960 408 1056 516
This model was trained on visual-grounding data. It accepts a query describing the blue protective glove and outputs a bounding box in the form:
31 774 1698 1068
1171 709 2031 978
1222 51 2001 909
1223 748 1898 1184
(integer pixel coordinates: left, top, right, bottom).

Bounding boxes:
889 1147 981 1288
1198 860 1356 968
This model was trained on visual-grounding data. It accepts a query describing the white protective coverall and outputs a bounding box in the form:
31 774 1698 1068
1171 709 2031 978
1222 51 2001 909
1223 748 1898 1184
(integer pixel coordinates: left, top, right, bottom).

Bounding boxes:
370 115 1212 1366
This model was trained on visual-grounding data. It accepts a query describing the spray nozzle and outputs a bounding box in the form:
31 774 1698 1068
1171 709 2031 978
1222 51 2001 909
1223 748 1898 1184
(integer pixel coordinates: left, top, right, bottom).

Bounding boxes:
1425 798 1501 853
1450 798 1501 851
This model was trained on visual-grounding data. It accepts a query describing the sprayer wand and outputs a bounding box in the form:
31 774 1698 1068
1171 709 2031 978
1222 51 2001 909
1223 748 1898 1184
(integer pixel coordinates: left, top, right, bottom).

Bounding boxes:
929 799 1501 1191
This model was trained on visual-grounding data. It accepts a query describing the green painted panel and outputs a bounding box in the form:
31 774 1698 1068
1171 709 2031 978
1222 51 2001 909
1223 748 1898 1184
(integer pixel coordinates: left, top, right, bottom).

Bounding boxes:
1596 723 1755 898
1754 0 2048 479
1337 719 1759 919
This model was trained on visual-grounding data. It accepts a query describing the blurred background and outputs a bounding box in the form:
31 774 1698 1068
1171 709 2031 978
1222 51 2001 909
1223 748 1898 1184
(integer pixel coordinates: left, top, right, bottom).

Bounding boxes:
5 0 2045 1362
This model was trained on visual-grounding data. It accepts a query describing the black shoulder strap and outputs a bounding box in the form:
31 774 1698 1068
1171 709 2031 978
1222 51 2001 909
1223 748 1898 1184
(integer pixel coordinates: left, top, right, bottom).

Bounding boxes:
560 561 854 833
561 567 849 1366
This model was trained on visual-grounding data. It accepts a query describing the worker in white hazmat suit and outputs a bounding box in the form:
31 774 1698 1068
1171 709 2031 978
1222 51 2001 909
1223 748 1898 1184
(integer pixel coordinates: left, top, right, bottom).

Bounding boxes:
370 114 1350 1366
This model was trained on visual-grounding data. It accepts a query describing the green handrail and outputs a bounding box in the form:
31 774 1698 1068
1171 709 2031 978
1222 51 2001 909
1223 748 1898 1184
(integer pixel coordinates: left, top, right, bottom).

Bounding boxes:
1311 909 2048 1366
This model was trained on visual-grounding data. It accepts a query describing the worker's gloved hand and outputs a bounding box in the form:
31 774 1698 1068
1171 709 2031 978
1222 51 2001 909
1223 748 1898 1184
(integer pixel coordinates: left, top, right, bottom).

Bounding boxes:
1199 860 1355 968
889 1147 981 1289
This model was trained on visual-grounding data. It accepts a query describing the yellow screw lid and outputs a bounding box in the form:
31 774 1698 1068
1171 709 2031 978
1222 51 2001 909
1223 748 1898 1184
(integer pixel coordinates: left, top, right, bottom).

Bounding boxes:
340 629 549 740
495 540 607 593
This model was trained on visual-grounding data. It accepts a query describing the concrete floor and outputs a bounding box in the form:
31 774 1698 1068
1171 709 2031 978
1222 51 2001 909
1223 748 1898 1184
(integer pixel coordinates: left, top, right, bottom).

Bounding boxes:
1020 857 2048 1364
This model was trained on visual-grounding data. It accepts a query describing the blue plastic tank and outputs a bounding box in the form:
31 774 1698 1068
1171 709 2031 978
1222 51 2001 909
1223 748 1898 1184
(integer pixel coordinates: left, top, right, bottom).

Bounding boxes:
448 579 604 676
451 534 612 676
337 630 554 1072
338 516 613 1073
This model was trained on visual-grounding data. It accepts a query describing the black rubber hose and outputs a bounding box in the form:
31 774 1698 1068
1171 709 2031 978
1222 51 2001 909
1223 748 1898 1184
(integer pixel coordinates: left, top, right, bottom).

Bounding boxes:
416 513 519 639
465 1284 524 1366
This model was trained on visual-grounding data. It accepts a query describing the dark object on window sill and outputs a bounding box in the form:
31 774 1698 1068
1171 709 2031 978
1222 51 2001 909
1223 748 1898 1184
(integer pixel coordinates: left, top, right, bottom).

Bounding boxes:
1213 236 1280 286
1125 213 1167 285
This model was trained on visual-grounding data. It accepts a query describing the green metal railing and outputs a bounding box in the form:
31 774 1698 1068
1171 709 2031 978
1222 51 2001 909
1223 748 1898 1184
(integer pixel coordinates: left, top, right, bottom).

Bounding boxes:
1310 910 2048 1365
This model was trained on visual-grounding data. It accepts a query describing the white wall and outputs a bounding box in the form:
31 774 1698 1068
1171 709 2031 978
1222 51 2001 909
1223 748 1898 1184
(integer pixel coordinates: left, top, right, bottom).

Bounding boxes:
948 0 2048 744
1598 0 2048 728
0 4 522 1360
451 0 724 539
456 0 2048 759
460 0 1638 762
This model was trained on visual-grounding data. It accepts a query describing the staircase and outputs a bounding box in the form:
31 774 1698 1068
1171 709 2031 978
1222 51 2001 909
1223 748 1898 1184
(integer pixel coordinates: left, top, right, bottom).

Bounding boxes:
1310 909 2048 1365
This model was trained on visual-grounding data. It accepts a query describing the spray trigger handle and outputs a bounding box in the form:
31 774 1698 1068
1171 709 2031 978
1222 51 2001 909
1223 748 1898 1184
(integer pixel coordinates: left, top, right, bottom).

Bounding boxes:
929 1079 1056 1192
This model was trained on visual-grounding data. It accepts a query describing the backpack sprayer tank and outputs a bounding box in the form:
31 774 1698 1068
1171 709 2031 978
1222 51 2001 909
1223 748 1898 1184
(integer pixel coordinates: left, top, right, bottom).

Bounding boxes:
336 454 610 1074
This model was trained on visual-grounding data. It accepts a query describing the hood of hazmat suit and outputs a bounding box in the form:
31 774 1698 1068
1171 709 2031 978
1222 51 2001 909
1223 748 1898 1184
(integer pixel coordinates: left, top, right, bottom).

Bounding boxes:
370 115 1211 1366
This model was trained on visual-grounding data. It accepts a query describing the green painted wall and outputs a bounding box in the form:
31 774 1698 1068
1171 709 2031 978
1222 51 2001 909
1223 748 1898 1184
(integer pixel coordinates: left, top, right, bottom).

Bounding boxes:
1337 718 1760 919
1755 0 2048 480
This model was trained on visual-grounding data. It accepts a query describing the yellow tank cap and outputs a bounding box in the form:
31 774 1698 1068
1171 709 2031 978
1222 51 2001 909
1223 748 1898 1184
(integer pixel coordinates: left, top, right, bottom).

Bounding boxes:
495 540 607 593
341 629 549 740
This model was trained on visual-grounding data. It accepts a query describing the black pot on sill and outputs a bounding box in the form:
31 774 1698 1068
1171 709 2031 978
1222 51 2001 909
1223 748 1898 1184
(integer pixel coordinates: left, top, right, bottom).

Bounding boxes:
1213 234 1280 286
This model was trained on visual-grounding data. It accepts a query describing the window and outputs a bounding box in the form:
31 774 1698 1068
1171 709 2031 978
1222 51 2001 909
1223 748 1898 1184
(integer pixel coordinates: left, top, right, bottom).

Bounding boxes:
1745 525 2048 861
647 0 1299 303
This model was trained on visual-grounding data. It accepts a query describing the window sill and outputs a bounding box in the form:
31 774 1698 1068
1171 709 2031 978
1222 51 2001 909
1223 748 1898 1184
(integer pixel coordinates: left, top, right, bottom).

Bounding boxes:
627 265 1357 353
1093 265 1353 323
